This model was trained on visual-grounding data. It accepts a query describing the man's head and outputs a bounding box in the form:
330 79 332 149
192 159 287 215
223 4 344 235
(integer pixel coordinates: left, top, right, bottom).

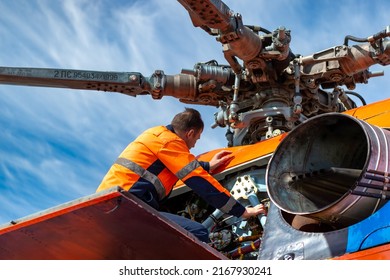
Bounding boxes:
171 108 204 149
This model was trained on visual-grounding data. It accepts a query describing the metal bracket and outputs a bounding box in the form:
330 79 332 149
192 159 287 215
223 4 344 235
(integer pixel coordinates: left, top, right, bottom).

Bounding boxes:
230 175 258 200
352 169 390 200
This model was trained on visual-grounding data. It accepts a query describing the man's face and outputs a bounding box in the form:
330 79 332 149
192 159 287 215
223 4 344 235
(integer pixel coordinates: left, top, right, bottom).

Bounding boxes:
185 128 202 149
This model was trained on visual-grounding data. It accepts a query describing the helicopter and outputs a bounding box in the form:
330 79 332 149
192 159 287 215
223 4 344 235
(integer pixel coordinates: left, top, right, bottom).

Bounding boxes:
0 0 390 260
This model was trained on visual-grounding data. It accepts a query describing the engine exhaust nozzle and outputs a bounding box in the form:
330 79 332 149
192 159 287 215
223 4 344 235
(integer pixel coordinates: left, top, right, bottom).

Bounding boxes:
266 113 390 227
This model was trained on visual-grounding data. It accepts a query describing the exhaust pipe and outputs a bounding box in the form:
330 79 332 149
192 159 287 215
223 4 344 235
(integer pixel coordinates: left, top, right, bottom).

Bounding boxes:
266 113 390 227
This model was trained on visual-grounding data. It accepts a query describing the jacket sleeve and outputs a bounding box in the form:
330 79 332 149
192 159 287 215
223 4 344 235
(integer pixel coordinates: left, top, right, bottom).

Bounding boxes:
157 139 246 217
198 161 210 172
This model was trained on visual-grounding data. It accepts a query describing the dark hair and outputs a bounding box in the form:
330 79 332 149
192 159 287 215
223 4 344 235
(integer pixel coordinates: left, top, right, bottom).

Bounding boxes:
171 107 204 133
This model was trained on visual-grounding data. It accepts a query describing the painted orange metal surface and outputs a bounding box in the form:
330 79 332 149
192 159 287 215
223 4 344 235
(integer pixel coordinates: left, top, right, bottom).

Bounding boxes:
0 187 226 260
333 243 390 260
0 189 122 236
196 134 283 169
346 98 390 127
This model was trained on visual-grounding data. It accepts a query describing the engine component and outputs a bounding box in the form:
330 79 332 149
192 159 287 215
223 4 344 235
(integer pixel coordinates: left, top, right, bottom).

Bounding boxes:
202 208 225 231
246 191 267 229
227 238 261 259
266 113 390 228
209 229 235 250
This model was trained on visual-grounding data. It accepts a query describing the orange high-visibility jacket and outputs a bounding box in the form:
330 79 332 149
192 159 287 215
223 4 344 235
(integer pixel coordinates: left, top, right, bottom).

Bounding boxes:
97 125 245 217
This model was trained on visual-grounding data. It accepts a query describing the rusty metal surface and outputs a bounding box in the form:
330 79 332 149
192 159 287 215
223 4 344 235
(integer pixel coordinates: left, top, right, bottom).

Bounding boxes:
0 187 226 260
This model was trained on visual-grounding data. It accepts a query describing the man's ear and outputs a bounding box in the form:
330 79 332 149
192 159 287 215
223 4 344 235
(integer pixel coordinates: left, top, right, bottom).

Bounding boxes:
186 129 195 138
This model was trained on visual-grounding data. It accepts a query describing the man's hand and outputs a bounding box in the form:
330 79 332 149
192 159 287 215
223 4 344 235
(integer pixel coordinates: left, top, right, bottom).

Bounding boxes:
209 150 234 173
241 204 267 219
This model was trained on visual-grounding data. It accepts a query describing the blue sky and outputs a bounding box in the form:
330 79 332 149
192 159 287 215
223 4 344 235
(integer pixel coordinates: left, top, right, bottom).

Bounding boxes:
0 0 389 225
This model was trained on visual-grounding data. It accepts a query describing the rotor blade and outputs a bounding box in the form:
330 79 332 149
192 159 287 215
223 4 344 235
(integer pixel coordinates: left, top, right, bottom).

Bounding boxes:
0 66 150 96
177 0 232 32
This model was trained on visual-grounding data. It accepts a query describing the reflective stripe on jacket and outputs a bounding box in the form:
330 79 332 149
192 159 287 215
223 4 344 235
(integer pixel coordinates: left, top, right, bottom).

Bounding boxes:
96 125 246 217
